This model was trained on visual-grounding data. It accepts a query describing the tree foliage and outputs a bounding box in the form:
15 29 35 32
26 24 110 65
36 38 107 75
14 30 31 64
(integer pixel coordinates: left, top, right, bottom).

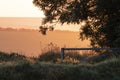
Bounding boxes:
33 0 120 48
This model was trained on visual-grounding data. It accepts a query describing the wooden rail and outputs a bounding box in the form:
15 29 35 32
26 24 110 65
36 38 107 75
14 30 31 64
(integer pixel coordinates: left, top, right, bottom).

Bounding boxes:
61 48 120 62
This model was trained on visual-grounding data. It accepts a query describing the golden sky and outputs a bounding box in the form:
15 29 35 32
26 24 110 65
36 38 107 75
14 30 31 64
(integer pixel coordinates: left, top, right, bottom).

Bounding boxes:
0 0 83 31
0 0 45 17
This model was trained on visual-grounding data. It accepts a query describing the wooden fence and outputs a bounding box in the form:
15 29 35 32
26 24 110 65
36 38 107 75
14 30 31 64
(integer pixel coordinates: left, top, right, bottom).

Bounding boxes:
61 48 120 62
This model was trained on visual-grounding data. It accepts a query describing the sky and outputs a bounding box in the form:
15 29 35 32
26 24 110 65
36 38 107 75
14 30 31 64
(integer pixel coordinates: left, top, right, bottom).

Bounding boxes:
0 0 45 17
0 0 81 31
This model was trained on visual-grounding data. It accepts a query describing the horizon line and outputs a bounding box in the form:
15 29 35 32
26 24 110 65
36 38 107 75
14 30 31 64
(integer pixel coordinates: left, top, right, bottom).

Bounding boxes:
0 16 44 18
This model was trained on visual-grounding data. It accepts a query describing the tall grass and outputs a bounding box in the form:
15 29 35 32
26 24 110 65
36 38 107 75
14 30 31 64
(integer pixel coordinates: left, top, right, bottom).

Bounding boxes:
38 43 103 64
0 43 120 80
0 57 120 80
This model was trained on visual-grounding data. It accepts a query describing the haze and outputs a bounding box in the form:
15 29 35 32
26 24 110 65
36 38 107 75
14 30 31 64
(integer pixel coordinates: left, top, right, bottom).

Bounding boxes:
0 0 44 17
0 0 90 57
0 28 90 57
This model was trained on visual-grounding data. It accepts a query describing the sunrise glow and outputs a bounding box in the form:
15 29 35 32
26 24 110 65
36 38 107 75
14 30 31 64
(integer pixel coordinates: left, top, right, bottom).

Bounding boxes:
0 0 45 17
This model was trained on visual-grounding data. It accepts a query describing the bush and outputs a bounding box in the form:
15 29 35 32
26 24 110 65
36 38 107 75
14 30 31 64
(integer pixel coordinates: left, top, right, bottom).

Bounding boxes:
0 51 26 62
38 43 97 64
38 50 96 64
88 51 120 64
38 51 61 63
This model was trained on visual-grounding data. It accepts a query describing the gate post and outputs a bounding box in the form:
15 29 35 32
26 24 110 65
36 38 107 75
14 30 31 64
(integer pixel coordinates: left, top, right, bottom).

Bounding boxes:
61 48 64 62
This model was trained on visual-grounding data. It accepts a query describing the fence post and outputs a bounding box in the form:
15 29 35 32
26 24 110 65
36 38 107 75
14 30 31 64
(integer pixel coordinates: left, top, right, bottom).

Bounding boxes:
61 48 64 62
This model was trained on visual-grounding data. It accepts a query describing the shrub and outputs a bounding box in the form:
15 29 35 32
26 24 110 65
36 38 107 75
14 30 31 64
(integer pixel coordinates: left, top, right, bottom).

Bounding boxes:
38 51 61 63
0 51 26 62
38 43 98 64
88 51 120 64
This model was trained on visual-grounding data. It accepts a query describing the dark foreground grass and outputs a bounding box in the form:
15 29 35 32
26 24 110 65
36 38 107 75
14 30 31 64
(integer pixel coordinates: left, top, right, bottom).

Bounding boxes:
0 58 120 80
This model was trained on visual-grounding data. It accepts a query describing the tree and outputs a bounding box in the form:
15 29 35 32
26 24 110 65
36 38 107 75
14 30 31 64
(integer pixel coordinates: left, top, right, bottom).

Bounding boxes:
33 0 120 48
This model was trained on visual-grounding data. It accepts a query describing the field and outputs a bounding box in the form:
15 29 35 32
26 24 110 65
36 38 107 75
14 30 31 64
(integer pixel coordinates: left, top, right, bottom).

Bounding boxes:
0 28 89 57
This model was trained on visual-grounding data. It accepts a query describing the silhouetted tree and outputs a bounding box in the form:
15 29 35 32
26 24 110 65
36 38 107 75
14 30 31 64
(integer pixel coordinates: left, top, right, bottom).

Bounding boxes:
33 0 120 48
